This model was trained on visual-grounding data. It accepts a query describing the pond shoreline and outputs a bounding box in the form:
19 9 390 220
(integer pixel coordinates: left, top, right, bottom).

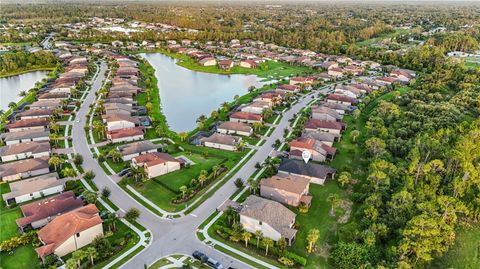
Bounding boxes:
0 67 55 78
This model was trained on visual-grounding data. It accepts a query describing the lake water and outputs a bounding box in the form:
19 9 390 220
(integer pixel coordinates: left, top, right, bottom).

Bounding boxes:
0 71 49 111
140 53 264 132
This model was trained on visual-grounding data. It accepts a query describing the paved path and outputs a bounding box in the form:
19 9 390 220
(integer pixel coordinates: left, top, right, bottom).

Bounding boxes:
72 64 331 269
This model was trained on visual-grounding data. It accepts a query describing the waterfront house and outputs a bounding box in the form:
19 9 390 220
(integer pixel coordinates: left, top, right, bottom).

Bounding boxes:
35 204 103 260
230 111 263 124
198 57 217 66
276 84 300 94
217 122 253 137
200 133 242 151
29 99 63 110
5 118 49 133
16 109 55 120
289 77 314 86
240 195 297 245
218 59 234 70
0 129 50 145
240 101 271 115
239 60 257 68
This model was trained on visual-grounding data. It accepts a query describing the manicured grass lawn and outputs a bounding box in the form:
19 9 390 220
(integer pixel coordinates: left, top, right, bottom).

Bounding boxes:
290 182 347 269
1 183 11 211
0 245 42 269
0 208 22 241
148 258 173 269
430 225 480 269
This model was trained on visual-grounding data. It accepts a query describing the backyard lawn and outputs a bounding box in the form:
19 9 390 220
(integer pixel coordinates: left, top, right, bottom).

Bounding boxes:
0 208 22 241
430 225 480 269
0 182 11 211
0 245 42 269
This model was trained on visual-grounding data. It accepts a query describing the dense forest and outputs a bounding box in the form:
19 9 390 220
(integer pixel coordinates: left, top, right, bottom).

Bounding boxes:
0 50 58 76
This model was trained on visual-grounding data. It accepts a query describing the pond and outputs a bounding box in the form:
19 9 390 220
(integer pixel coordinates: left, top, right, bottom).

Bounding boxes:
140 53 265 132
0 71 49 111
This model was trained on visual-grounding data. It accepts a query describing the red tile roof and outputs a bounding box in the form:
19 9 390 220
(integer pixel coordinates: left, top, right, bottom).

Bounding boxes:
230 111 262 121
107 127 144 139
327 94 358 104
304 119 344 130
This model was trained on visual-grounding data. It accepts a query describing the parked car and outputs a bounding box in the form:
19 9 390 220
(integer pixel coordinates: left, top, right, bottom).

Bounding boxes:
192 251 208 263
118 168 131 176
206 258 223 269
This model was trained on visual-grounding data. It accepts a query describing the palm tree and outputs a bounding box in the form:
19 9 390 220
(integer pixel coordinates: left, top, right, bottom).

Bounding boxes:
85 247 98 266
178 132 188 142
242 231 252 247
108 149 122 163
72 249 86 268
8 102 17 110
250 180 259 195
306 229 320 253
350 130 360 142
255 230 263 248
155 125 164 137
222 102 229 112
65 258 77 269
224 206 237 225
252 122 264 133
248 86 256 92
327 194 340 216
131 165 147 182
246 178 254 193
70 88 79 98
105 212 118 232
179 185 188 199
52 108 63 119
93 120 105 138
49 133 59 146
262 237 274 256
61 99 69 109
261 108 274 120
212 165 221 178
211 110 219 120
48 156 64 171
63 167 77 178
198 170 208 186
236 141 246 151
49 121 60 134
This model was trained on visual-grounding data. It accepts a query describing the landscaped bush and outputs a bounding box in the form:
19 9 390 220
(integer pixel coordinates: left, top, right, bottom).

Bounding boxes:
283 251 307 266
0 231 37 252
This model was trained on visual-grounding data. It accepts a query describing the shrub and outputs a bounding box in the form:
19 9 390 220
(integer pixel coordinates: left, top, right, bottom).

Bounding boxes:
278 257 294 267
234 178 244 188
84 170 95 180
283 251 307 266
0 231 37 252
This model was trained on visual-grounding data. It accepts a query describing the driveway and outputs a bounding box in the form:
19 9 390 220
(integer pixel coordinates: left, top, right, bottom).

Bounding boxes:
72 65 329 269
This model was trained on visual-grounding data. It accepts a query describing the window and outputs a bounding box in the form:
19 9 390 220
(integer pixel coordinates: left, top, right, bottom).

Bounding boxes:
76 233 80 237
259 221 262 225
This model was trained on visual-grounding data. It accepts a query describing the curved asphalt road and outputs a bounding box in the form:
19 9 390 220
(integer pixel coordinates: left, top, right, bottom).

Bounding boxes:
72 61 326 269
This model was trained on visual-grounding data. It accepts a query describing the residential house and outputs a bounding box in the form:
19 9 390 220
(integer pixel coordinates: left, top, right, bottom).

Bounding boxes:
217 122 253 137
319 102 351 115
35 204 103 260
0 130 50 145
278 159 336 185
5 118 49 133
240 195 297 245
253 92 283 106
16 191 83 231
230 111 263 124
326 94 358 106
16 109 54 120
276 84 300 94
302 131 339 146
0 141 50 162
311 106 342 121
375 76 398 86
106 127 144 143
37 92 70 101
132 152 183 178
0 157 50 182
102 114 140 131
118 141 162 161
390 69 416 83
198 57 217 66
289 137 335 162
29 99 62 110
304 119 344 134
260 175 311 207
2 172 64 206
328 67 345 78
200 133 241 151
218 60 234 70
240 101 271 115
239 60 257 68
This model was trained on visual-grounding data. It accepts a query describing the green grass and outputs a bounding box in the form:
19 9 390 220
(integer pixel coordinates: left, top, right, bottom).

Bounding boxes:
0 245 42 269
430 225 480 269
0 208 22 241
1 183 11 211
290 182 347 268
147 49 312 80
148 258 173 269
356 28 410 47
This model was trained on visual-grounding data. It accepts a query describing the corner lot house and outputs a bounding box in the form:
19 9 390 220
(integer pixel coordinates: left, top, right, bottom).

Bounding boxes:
278 159 336 185
0 156 50 182
0 130 50 145
201 133 241 151
0 141 51 162
240 195 297 245
118 140 162 161
217 121 253 136
2 172 64 206
16 191 83 231
35 204 103 260
260 175 312 207
132 152 183 178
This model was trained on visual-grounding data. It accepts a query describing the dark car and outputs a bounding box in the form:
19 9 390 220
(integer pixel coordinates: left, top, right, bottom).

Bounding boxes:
192 251 208 263
118 168 130 176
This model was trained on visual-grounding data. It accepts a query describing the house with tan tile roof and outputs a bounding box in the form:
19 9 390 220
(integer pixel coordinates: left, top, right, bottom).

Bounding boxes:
326 94 358 106
29 99 63 110
276 84 300 94
230 111 262 124
304 119 345 134
0 129 50 145
0 156 50 182
102 114 140 131
200 133 242 151
260 175 311 207
311 106 342 122
278 159 336 185
0 141 50 162
132 152 183 178
240 101 271 115
35 204 103 260
2 172 64 206
16 191 83 231
106 127 144 143
240 195 297 245
5 118 49 133
217 121 253 137
117 140 162 161
16 109 54 120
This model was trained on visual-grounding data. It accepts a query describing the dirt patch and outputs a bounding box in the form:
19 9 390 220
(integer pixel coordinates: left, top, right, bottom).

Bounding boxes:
337 199 353 224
